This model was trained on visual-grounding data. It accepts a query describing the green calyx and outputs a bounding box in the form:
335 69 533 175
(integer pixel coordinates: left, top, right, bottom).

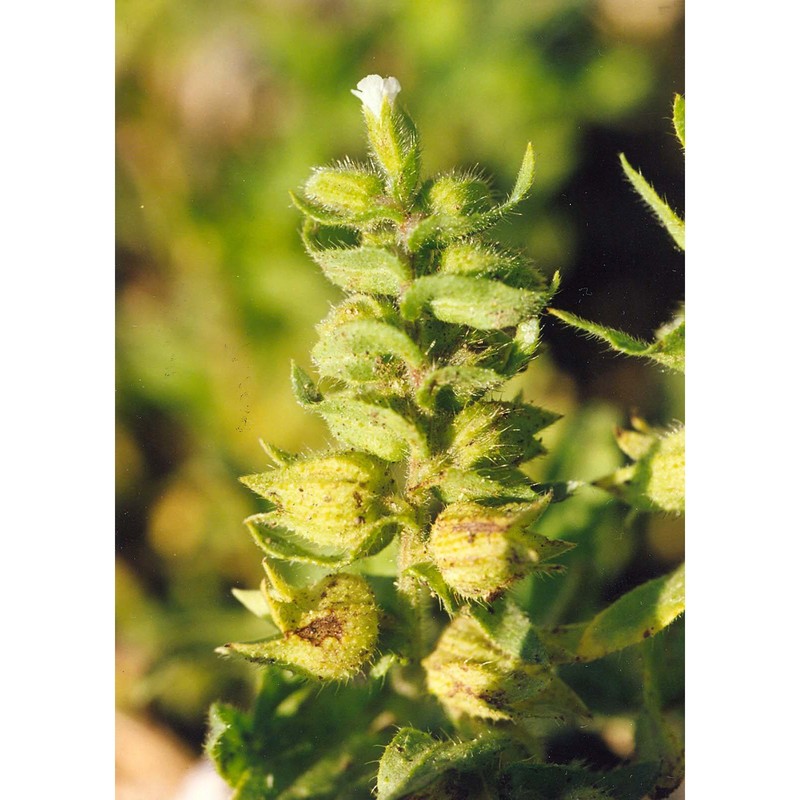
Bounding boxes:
219 567 379 681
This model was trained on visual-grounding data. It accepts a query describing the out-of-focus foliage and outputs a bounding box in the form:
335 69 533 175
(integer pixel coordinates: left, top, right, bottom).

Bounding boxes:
115 0 684 758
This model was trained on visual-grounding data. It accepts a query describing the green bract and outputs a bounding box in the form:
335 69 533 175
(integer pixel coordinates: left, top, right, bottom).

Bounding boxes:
208 78 685 800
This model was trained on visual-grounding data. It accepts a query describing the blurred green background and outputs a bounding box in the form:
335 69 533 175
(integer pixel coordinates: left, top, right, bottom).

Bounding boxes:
116 0 684 759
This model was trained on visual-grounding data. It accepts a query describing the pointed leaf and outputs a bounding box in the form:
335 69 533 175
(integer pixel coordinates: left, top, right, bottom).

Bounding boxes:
548 308 685 372
620 153 685 250
290 362 322 405
577 563 685 661
471 142 536 229
433 466 541 504
231 588 273 621
508 141 535 206
259 440 297 466
405 561 458 615
673 93 685 149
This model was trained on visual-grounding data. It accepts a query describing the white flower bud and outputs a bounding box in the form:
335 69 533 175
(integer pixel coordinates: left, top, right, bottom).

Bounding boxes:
351 74 401 118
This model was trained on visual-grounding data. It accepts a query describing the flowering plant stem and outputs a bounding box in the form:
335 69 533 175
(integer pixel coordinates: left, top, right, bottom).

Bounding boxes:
206 76 685 800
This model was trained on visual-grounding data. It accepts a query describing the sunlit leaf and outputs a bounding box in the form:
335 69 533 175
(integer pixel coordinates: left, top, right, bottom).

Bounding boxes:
548 308 685 373
619 153 685 250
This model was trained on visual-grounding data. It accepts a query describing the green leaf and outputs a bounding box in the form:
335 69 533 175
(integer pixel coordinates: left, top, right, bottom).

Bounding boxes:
312 319 424 383
318 394 429 462
308 243 413 297
231 588 273 621
416 364 504 409
290 362 322 405
405 561 458 615
439 239 546 292
466 142 536 233
290 368 429 462
636 644 685 799
508 141 535 206
598 425 685 513
401 274 544 330
376 728 507 800
246 514 398 567
470 598 550 665
206 702 253 788
577 563 685 661
619 153 685 250
276 733 377 800
548 308 685 373
499 761 661 800
673 93 685 149
259 440 298 466
537 622 589 665
290 189 402 227
447 400 561 469
433 466 541 504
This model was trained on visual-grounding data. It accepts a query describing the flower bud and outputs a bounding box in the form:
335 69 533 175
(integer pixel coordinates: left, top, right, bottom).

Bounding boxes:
304 165 385 217
428 498 568 601
240 451 396 551
352 74 419 203
422 612 551 721
219 569 379 681
427 174 492 218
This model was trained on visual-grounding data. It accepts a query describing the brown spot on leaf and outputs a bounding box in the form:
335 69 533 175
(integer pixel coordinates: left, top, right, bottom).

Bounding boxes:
292 613 343 645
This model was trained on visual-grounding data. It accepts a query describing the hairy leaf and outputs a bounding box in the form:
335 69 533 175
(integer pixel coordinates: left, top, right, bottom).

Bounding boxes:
619 154 685 250
471 598 550 665
312 319 424 383
548 308 685 373
499 761 661 800
577 564 685 661
308 243 413 296
673 93 685 149
291 189 402 227
598 425 685 513
376 727 507 800
401 274 544 330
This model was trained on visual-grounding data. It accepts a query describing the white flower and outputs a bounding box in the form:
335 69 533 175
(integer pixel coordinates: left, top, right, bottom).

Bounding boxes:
351 74 401 117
